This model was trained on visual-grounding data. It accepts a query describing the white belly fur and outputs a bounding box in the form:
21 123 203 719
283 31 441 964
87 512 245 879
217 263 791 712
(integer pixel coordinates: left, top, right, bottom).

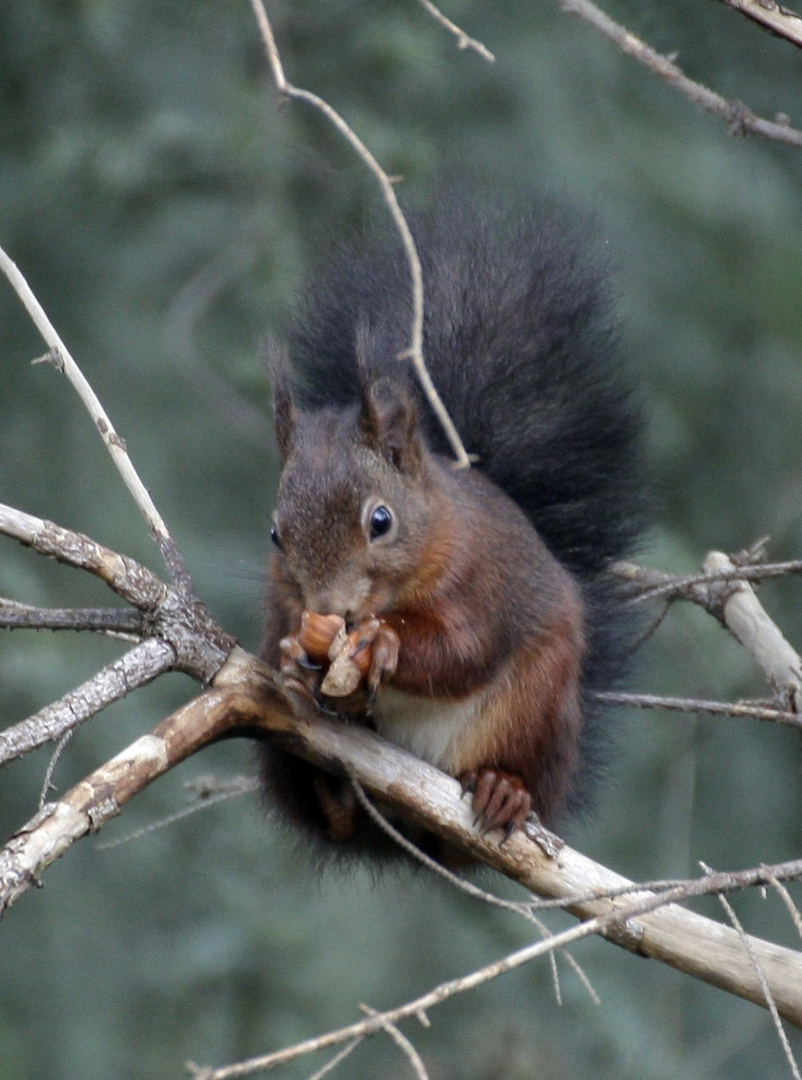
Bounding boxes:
373 687 486 774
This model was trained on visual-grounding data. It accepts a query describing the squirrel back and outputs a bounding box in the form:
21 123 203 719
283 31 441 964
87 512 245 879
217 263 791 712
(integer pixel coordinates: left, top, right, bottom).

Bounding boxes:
261 199 644 854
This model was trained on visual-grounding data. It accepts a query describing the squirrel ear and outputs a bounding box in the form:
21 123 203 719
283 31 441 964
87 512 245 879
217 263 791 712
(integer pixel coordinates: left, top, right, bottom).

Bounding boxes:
361 378 422 474
264 342 296 462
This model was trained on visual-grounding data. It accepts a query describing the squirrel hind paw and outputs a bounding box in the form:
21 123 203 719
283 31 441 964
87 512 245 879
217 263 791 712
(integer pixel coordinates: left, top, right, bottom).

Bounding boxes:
459 767 532 836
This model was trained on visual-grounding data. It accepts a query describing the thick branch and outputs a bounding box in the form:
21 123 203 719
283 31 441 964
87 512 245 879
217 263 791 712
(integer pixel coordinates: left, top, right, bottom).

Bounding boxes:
0 502 235 682
704 550 802 711
0 502 167 609
0 600 144 634
3 648 802 1027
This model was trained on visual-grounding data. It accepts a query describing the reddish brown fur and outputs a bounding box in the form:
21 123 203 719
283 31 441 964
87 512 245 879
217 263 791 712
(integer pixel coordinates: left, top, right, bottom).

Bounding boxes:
261 366 592 848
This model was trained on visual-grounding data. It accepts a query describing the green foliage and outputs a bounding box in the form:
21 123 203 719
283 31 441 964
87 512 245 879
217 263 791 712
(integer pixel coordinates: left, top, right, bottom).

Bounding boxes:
2 1 802 1078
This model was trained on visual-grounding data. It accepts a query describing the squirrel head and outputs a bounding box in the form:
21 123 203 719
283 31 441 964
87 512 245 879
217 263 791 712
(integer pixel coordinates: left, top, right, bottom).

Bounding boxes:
269 371 441 624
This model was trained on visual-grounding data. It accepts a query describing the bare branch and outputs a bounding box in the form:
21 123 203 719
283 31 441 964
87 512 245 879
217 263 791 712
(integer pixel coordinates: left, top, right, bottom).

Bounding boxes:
0 600 144 635
0 503 235 681
0 502 167 609
39 730 74 806
0 648 268 914
0 637 176 767
616 558 802 605
188 1036 365 1080
595 690 802 728
360 1006 429 1080
7 647 802 1029
304 1039 364 1080
96 775 259 851
0 243 194 589
185 903 664 1079
610 548 802 724
707 864 802 1080
415 0 495 61
246 0 473 468
558 0 802 147
348 770 599 1004
766 872 802 942
718 0 802 50
704 550 802 711
190 854 802 1079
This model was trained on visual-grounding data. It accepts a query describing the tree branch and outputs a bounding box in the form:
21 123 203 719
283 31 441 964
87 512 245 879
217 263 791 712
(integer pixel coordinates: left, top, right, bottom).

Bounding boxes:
594 690 802 728
0 638 176 766
415 0 495 61
4 645 802 1029
0 501 235 683
558 0 802 147
718 0 802 50
246 0 473 468
0 243 194 589
0 599 144 635
704 550 802 711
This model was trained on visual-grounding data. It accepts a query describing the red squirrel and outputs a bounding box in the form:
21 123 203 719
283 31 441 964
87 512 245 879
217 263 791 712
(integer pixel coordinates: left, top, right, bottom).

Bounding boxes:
260 201 643 858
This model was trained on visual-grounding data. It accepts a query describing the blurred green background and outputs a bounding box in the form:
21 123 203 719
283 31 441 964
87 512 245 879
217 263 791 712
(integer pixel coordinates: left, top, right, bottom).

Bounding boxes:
2 1 802 1077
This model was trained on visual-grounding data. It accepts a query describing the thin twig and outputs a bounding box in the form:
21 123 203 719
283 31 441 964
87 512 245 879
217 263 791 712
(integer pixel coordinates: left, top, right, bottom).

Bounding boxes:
706 864 802 1080
718 0 802 50
188 860 802 1080
416 0 495 61
39 730 75 807
186 905 647 1079
360 1006 429 1080
0 243 195 590
616 559 802 605
559 0 802 147
305 1039 364 1080
764 871 802 942
246 0 472 468
346 768 600 1004
594 690 802 728
96 776 259 851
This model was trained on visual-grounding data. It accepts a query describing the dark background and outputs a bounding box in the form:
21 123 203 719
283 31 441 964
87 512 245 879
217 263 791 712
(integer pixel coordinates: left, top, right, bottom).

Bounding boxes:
2 2 802 1077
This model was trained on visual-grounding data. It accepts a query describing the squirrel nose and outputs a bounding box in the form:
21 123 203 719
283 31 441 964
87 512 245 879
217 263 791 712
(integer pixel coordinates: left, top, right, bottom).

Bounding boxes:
306 583 369 622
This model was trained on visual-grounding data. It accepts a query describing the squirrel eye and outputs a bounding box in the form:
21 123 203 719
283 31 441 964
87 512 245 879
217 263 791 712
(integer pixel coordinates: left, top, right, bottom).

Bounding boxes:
270 524 283 551
369 504 394 541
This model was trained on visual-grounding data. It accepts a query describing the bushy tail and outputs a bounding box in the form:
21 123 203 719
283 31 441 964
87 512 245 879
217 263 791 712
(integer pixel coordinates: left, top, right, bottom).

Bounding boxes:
287 199 644 575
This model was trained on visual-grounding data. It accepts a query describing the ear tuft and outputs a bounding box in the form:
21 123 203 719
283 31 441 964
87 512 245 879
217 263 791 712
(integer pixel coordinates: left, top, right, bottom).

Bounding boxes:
361 377 422 473
264 342 296 462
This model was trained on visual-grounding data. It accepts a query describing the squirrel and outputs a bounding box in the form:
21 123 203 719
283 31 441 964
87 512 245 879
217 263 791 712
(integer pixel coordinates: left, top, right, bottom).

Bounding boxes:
259 199 643 860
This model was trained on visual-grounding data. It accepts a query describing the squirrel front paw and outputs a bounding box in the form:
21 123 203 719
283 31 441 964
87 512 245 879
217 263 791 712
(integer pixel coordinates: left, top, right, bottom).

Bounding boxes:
296 611 399 708
278 628 329 706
